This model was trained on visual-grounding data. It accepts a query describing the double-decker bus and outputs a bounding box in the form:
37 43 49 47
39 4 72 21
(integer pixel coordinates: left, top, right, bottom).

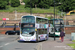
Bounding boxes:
19 15 49 42
48 19 64 37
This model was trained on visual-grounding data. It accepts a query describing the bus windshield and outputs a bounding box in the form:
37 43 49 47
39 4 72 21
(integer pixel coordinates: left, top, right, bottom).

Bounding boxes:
55 20 64 25
21 27 35 36
49 19 64 25
55 27 60 32
21 16 35 23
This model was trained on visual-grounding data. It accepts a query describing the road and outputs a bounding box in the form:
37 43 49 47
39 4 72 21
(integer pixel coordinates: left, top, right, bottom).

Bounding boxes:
0 34 71 50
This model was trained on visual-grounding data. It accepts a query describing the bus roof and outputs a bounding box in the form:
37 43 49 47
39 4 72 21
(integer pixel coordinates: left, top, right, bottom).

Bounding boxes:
21 15 48 20
50 19 63 20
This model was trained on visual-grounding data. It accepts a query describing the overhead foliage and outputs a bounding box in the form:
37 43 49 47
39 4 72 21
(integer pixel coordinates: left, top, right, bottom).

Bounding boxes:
11 0 20 7
23 0 38 8
24 0 52 9
0 0 75 12
58 0 75 12
0 0 7 9
37 0 52 9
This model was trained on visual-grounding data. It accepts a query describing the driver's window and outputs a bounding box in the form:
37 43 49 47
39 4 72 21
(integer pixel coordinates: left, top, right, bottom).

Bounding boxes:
51 28 54 32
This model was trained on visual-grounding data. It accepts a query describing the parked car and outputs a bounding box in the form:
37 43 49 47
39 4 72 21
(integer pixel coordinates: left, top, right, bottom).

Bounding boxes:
5 30 20 35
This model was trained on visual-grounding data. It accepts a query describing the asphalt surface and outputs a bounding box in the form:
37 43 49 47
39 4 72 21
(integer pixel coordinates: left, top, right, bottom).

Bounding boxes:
0 34 72 50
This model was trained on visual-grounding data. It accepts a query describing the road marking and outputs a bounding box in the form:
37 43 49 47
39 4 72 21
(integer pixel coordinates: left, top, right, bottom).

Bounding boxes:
0 41 16 48
36 43 42 50
5 43 10 46
0 46 3 48
0 37 5 40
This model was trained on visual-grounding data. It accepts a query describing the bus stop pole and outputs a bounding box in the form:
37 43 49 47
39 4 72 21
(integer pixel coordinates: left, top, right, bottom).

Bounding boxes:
54 0 56 41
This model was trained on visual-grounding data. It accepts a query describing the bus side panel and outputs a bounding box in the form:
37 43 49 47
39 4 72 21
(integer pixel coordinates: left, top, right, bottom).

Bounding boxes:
38 34 48 41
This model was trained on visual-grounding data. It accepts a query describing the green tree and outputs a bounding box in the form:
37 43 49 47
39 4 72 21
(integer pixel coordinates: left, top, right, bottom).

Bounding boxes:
5 0 9 5
58 0 75 12
50 0 60 6
0 0 7 9
24 0 38 8
31 0 38 8
38 0 52 9
24 0 52 9
23 0 30 8
1 0 9 5
11 0 20 7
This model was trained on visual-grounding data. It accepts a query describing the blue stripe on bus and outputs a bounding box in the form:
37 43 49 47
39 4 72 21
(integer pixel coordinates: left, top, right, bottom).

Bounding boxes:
30 40 36 41
19 39 25 41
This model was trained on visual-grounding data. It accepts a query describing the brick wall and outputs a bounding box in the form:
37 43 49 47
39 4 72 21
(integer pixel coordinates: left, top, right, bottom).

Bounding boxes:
0 28 20 34
65 27 75 34
0 20 20 24
0 27 75 34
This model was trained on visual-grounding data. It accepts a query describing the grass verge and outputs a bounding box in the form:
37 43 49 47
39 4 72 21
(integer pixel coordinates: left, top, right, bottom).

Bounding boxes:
67 40 75 49
0 5 59 14
72 40 75 42
67 44 75 49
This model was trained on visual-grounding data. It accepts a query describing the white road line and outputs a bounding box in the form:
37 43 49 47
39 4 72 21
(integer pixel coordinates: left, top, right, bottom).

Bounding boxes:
0 40 17 48
0 37 5 40
36 43 42 50
5 43 10 46
0 46 3 48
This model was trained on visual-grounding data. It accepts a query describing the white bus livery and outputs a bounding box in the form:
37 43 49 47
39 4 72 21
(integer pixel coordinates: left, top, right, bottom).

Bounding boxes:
48 19 64 37
19 15 49 42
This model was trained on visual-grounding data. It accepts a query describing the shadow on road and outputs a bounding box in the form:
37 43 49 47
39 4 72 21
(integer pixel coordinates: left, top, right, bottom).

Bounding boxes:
18 40 46 43
49 36 60 38
18 40 38 43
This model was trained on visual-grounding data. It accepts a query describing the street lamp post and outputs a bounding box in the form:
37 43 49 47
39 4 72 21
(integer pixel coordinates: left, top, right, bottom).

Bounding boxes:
54 0 55 41
64 13 66 33
56 2 57 19
15 10 17 20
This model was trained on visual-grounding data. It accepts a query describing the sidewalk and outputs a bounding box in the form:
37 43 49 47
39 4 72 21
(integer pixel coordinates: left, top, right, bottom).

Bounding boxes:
41 40 75 50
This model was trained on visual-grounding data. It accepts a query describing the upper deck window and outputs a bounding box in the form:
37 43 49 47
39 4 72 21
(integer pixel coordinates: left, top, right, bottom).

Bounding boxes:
49 19 64 25
21 16 35 23
36 18 48 24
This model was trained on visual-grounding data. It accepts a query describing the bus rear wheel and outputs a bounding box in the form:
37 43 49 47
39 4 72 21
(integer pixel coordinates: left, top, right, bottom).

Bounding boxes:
49 33 50 37
45 36 47 41
35 39 38 43
38 37 40 41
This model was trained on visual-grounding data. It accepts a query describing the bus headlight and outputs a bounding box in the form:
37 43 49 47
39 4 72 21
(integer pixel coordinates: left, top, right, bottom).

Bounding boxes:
32 37 36 40
20 37 23 40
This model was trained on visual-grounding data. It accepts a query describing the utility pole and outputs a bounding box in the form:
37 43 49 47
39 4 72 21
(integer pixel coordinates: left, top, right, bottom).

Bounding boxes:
15 10 17 20
54 0 56 41
56 2 57 19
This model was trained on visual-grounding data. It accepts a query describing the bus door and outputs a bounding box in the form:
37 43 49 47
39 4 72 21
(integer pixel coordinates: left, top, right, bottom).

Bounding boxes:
49 27 54 34
36 29 38 41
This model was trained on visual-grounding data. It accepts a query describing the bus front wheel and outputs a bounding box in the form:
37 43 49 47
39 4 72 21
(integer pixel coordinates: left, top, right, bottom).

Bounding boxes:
45 36 47 41
38 37 40 41
49 33 50 37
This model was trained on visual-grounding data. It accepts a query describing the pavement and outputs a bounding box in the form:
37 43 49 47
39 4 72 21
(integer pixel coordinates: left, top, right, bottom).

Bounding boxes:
0 34 75 50
36 39 75 50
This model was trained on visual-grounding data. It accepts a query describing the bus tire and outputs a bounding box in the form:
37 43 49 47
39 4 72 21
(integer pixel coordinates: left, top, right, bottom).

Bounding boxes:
38 37 40 41
35 39 38 43
49 33 50 37
45 36 47 41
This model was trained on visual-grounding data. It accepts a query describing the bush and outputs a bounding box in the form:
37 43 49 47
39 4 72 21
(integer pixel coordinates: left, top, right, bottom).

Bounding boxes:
0 1 7 9
4 0 9 5
11 0 20 7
